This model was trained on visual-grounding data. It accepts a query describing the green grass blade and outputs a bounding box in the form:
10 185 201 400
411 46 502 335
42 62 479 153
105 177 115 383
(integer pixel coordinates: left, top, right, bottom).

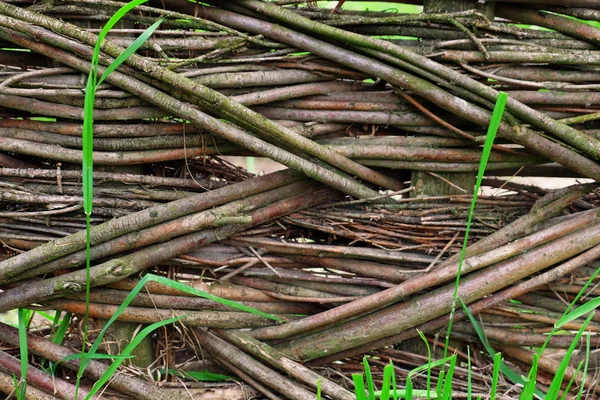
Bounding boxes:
363 357 376 400
560 360 584 400
85 316 180 400
436 370 444 400
42 312 71 373
467 346 472 400
458 298 545 399
147 274 282 321
490 352 501 400
78 2 156 397
443 92 508 364
12 375 19 400
82 0 150 216
159 368 236 382
391 361 398 400
72 273 280 378
532 266 600 396
97 0 148 52
380 362 394 400
519 353 538 400
546 312 594 400
69 272 280 395
317 377 322 400
575 334 590 400
404 375 413 400
555 296 600 328
17 308 28 400
441 354 456 400
409 357 454 377
82 76 95 217
417 330 432 400
51 312 71 345
353 373 367 400
97 18 164 87
78 273 279 373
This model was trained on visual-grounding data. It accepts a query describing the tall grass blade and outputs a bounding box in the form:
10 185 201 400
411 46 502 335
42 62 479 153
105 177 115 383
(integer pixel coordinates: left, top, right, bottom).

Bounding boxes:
519 353 538 400
51 312 71 345
317 378 322 400
17 308 28 400
40 312 71 373
391 361 399 400
467 346 472 400
560 360 584 400
575 334 590 400
436 370 444 400
458 298 545 398
85 316 180 399
555 297 600 328
490 352 501 400
160 368 235 382
79 1 153 397
409 357 454 376
546 312 594 400
441 354 456 400
530 264 600 397
404 375 413 400
97 18 164 87
363 357 376 400
145 274 281 321
76 273 279 374
417 330 432 400
443 92 508 364
35 311 57 324
12 375 19 400
380 362 394 400
353 373 367 400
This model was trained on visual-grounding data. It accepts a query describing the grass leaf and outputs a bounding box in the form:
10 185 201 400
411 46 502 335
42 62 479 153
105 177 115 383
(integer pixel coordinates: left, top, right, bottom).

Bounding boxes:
555 296 600 328
160 368 236 382
404 375 413 400
353 373 367 400
17 308 28 400
546 312 594 400
490 352 501 400
97 18 164 87
441 354 456 400
443 92 508 364
519 353 538 400
575 334 591 400
436 370 444 400
467 346 472 400
51 312 71 345
78 2 152 397
417 330 432 399
560 360 584 400
392 360 399 400
380 362 394 400
146 274 282 321
458 298 545 399
409 356 454 377
363 357 376 400
85 316 181 399
317 377 322 400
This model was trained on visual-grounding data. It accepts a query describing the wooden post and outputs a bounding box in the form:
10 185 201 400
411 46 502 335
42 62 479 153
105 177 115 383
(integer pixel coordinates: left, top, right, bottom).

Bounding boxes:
411 0 495 198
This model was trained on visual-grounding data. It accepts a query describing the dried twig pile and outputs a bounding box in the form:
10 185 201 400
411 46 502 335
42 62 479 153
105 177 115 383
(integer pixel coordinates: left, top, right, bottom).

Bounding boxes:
0 0 599 398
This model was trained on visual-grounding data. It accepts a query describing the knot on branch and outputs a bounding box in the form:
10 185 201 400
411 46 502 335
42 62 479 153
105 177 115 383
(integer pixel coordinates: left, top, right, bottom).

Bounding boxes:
59 281 83 293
